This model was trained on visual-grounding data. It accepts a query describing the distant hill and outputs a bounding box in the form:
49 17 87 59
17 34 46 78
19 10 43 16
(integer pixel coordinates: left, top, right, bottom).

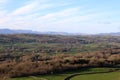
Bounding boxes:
0 29 82 35
0 29 39 34
98 32 120 36
0 29 120 36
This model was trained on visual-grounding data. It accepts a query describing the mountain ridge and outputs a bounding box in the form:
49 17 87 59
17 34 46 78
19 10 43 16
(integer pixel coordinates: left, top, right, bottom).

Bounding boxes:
0 29 120 36
0 29 85 35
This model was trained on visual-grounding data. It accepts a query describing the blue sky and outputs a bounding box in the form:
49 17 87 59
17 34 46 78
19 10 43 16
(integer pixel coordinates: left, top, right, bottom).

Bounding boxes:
0 0 120 34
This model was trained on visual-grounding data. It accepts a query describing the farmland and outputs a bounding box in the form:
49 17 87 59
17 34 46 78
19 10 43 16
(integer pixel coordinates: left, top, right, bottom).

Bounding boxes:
0 34 119 80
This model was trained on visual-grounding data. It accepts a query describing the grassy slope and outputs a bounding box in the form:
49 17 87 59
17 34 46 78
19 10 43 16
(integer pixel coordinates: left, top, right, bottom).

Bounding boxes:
71 71 120 80
11 68 119 80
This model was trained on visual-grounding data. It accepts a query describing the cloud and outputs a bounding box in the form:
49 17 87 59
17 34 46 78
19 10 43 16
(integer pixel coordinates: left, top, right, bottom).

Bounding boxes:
0 0 8 10
0 0 7 4
0 0 119 33
10 1 39 15
37 7 81 22
10 0 58 16
0 5 109 32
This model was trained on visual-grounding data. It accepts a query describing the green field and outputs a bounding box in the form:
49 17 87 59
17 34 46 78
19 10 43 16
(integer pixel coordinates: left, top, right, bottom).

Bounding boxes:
11 74 67 80
11 68 120 80
71 71 120 80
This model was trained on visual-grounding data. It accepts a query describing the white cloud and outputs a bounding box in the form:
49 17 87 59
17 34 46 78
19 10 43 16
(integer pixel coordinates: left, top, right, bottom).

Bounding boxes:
37 7 81 22
10 1 39 15
0 5 109 32
0 0 8 10
0 0 119 33
0 0 7 4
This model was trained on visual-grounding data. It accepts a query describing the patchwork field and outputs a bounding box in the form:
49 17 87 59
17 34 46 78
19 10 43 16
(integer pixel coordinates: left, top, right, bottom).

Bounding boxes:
0 34 119 80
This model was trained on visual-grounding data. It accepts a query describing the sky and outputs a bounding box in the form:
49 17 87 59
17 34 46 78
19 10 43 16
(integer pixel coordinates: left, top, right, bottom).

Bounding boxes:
0 0 120 34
